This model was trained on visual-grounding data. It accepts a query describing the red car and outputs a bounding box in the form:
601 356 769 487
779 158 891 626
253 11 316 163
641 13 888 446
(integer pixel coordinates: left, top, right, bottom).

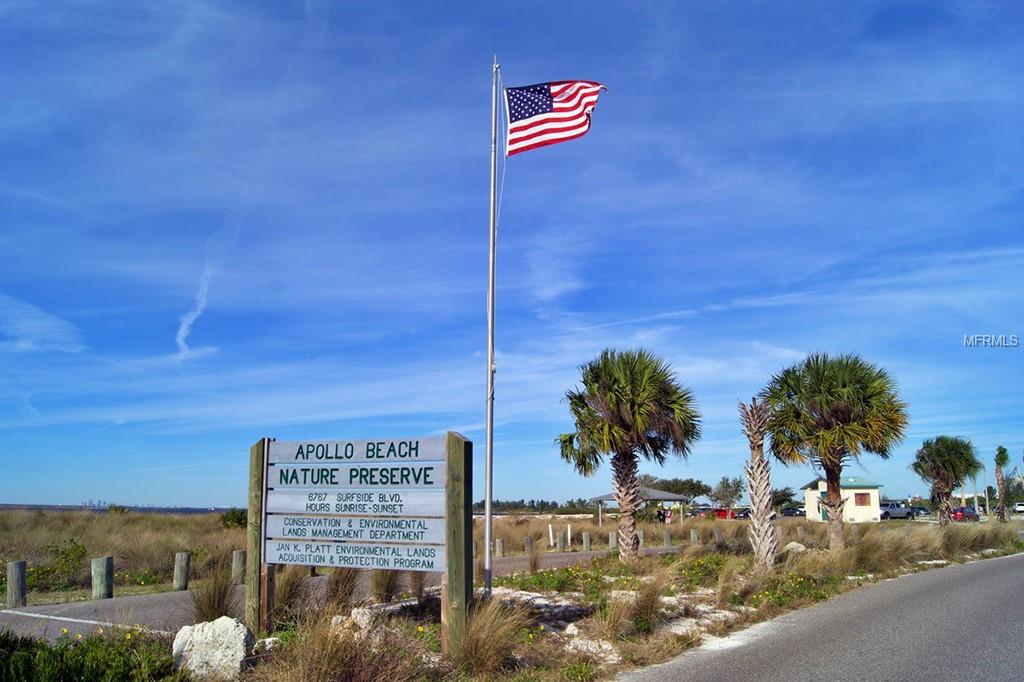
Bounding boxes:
713 508 737 519
952 506 980 522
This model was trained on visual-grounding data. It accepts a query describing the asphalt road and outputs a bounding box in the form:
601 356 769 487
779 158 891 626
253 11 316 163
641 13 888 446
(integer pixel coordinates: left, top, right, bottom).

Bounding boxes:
621 552 1024 681
0 544 676 641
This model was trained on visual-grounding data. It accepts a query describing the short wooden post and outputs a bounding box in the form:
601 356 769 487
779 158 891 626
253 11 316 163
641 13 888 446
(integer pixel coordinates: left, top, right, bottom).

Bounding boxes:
524 536 534 555
442 432 472 656
6 561 26 608
663 529 672 547
796 525 806 542
231 550 246 585
91 556 113 600
246 438 270 632
495 538 504 558
173 552 191 591
637 529 644 546
473 541 478 558
556 531 566 553
608 532 617 549
568 524 573 546
582 532 591 552
690 528 701 545
713 528 725 545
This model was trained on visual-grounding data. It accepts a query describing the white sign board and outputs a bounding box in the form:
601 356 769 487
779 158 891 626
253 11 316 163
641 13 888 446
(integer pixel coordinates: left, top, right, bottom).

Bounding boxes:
269 461 445 489
265 490 445 516
265 514 446 544
262 435 448 573
268 436 446 464
265 539 445 571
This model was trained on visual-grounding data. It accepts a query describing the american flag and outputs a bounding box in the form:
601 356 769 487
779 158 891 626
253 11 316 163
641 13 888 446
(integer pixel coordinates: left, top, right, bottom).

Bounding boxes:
504 81 606 156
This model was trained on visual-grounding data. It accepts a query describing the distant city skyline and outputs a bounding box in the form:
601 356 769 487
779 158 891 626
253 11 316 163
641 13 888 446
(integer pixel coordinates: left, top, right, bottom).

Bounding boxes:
1 2 1022 507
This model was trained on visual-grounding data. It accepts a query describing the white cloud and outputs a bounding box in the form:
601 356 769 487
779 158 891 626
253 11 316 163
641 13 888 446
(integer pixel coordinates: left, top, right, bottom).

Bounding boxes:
0 294 84 353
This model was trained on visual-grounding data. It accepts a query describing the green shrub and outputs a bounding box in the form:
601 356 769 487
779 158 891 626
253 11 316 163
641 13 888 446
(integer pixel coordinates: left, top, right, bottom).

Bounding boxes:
22 539 89 592
0 628 187 681
675 553 728 588
219 508 247 530
107 504 129 515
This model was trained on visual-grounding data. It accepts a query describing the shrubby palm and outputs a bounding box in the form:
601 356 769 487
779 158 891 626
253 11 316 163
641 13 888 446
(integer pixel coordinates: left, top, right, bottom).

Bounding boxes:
910 436 982 526
760 353 907 551
994 446 1010 523
559 349 701 560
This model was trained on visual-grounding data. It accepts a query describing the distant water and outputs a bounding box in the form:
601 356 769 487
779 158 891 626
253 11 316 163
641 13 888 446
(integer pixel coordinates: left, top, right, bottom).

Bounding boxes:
0 503 237 515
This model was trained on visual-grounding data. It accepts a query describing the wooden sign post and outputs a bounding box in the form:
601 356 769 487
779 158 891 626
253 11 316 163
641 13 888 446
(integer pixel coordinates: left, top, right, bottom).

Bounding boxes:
245 432 471 653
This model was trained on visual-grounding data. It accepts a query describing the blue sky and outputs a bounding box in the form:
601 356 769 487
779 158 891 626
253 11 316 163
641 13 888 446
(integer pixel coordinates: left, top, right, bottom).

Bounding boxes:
1 1 1022 507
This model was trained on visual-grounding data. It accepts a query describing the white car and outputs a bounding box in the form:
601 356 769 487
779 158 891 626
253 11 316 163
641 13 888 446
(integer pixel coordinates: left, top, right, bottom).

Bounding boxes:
1014 502 1024 514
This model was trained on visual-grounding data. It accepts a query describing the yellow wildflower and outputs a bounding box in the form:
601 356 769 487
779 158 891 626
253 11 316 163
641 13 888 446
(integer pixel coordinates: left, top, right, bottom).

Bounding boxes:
417 626 425 633
76 633 82 640
61 628 69 635
125 633 132 640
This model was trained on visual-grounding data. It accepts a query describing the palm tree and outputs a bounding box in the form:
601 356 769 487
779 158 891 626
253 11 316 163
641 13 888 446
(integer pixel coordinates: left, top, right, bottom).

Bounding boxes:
760 353 908 552
994 446 1010 523
739 397 777 572
910 436 982 526
558 349 701 561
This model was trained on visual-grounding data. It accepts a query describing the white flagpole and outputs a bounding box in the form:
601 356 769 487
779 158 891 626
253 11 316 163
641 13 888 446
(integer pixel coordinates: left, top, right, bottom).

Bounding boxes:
484 55 500 596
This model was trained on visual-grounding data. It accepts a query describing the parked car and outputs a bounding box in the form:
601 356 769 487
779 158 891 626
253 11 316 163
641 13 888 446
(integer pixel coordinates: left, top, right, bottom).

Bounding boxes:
713 508 737 520
734 507 752 519
910 506 930 517
952 506 980 522
780 507 805 517
879 501 916 520
1014 502 1024 514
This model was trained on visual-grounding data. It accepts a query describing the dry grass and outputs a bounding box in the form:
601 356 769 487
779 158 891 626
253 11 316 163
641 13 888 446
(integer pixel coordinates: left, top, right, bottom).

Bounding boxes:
618 630 702 666
452 598 531 677
325 567 360 610
0 510 243 590
271 566 309 630
190 558 238 623
369 569 401 604
245 611 433 682
630 571 669 634
408 571 426 603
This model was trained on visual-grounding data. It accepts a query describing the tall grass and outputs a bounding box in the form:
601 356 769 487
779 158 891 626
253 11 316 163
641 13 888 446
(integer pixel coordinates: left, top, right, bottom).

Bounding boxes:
370 569 401 604
191 559 238 623
452 599 531 676
325 567 360 610
0 510 242 591
271 566 309 630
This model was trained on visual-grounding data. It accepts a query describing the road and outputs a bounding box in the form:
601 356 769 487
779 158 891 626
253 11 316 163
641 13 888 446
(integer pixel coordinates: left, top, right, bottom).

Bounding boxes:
0 544 675 641
621 552 1024 681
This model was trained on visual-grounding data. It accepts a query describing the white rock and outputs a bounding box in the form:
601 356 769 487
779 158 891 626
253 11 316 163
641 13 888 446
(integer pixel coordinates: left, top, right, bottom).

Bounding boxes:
665 617 699 635
565 637 621 664
781 541 807 554
563 623 580 637
253 637 279 654
350 607 375 630
916 559 948 566
172 616 254 681
607 589 637 603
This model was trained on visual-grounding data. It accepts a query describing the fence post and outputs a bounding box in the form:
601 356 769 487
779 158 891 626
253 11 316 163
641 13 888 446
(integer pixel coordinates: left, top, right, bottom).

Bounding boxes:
231 550 246 585
663 529 671 547
173 552 191 591
246 438 271 633
582 532 591 552
6 561 26 608
524 536 533 555
91 556 113 600
713 528 725 546
556 531 566 553
441 432 473 656
637 529 644 546
495 538 504 559
796 525 806 542
608 532 617 550
690 528 701 545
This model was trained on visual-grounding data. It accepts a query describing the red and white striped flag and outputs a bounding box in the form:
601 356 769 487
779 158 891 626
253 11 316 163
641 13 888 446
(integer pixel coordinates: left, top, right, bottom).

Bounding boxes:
504 80 606 156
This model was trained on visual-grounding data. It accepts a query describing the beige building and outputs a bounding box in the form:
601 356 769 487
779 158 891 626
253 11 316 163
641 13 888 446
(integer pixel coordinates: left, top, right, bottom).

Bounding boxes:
802 476 882 524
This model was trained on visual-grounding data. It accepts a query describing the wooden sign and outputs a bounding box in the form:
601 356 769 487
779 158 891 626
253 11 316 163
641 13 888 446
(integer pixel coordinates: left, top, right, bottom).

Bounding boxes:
246 432 472 654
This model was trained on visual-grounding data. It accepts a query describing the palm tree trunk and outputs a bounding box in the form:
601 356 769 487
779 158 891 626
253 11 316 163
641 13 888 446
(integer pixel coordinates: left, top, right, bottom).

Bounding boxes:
995 466 1008 523
611 451 641 561
822 465 846 552
740 399 776 571
935 486 953 526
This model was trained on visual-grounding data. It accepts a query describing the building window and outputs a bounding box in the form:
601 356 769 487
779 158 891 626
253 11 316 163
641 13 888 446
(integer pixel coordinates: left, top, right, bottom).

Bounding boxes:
854 493 870 507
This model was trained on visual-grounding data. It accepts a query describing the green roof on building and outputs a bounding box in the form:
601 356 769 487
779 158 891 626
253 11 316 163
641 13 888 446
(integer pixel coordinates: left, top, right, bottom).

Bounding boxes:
800 475 883 490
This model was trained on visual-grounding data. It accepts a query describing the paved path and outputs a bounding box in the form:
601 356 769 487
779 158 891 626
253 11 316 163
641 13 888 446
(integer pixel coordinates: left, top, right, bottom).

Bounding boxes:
0 544 675 641
621 552 1024 682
